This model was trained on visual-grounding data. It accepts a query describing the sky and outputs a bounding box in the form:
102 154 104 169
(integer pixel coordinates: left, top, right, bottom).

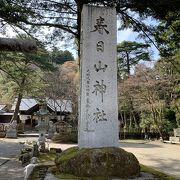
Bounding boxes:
0 21 159 62
117 29 159 59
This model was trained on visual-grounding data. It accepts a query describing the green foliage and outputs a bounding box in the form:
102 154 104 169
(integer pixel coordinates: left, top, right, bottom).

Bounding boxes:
50 48 74 64
0 0 180 52
52 130 78 143
0 51 47 101
139 113 153 129
164 108 177 129
140 111 174 134
155 12 180 57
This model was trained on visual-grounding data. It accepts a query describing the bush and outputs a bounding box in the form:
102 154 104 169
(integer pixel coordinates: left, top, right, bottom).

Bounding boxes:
52 130 77 143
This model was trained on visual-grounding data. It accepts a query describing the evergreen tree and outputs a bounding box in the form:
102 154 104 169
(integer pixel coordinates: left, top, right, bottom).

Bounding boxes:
0 49 55 122
51 48 74 64
0 0 179 56
155 12 180 57
117 41 150 79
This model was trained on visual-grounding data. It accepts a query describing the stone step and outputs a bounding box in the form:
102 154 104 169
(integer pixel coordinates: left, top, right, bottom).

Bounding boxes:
18 133 48 137
18 133 39 137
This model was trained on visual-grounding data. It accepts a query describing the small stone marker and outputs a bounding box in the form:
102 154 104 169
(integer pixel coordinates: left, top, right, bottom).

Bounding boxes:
174 128 180 137
6 121 17 138
78 5 119 148
170 127 180 142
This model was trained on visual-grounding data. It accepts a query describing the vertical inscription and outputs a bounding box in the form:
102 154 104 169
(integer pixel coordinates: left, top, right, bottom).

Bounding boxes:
84 69 94 132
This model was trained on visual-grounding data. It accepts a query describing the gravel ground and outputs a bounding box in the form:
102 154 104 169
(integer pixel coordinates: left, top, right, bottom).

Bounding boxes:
0 137 179 180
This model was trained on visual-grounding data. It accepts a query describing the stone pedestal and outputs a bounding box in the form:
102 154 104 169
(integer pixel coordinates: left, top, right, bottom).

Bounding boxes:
55 147 140 178
48 121 56 139
169 136 180 142
6 121 17 138
78 5 119 148
169 128 180 143
174 128 180 137
36 119 48 152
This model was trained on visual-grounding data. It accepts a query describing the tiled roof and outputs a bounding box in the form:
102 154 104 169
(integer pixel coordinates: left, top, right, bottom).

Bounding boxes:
11 98 38 111
11 98 72 112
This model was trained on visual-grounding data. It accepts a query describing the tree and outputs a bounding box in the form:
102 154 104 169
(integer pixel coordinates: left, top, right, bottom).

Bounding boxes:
118 54 180 138
43 61 79 125
154 53 180 127
0 49 55 123
0 0 179 57
118 77 139 130
51 48 74 64
117 41 150 79
133 63 178 139
155 11 180 57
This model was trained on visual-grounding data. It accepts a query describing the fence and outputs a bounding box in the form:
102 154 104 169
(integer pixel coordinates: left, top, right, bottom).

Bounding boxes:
119 127 160 140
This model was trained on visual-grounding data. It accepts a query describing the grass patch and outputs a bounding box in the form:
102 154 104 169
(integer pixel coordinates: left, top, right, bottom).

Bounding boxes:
38 152 57 163
52 164 178 180
55 147 125 164
55 146 81 163
55 173 80 179
55 173 121 180
140 164 177 180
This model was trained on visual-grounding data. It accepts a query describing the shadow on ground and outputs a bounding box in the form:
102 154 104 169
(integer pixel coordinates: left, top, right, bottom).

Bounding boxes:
119 142 162 149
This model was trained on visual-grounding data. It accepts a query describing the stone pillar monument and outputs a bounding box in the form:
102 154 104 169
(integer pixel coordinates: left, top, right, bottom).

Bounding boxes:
55 6 140 178
78 5 119 148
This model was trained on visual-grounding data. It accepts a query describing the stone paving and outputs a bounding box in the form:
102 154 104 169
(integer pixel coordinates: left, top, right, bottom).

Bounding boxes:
0 137 180 179
0 139 24 180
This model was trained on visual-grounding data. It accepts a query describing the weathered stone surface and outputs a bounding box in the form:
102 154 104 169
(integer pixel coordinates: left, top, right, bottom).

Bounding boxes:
49 148 62 154
55 147 140 178
170 136 180 142
0 132 6 138
28 164 53 180
174 128 180 137
6 121 17 138
79 5 119 148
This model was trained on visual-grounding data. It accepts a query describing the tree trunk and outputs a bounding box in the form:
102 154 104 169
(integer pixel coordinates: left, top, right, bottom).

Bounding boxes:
132 112 138 128
123 111 127 139
0 38 37 53
126 51 130 75
152 108 163 139
11 76 26 123
11 93 23 123
76 1 84 66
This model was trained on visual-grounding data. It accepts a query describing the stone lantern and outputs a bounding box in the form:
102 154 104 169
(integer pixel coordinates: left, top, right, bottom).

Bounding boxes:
34 103 51 152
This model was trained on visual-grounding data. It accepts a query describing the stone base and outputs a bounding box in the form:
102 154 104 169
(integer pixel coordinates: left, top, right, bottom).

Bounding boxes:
0 132 6 138
55 147 140 178
169 136 180 142
6 131 17 138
